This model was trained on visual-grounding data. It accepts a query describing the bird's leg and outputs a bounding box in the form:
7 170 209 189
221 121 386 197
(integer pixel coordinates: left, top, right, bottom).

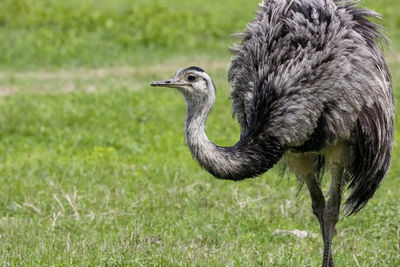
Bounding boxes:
304 175 333 265
283 153 335 265
322 170 343 267
305 175 325 235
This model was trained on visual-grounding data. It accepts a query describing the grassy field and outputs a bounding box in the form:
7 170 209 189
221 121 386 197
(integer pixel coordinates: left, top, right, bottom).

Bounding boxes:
0 0 399 266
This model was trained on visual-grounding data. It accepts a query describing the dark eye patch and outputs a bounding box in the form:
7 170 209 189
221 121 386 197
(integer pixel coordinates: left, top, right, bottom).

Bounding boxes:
187 75 196 82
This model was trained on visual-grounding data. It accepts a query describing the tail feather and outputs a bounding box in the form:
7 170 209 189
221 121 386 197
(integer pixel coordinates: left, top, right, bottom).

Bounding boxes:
345 103 394 215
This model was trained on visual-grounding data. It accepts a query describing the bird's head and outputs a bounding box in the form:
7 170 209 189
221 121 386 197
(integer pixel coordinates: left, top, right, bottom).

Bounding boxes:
151 66 216 104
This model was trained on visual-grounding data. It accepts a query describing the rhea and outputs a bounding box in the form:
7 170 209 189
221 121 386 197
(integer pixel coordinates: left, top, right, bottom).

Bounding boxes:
151 0 394 266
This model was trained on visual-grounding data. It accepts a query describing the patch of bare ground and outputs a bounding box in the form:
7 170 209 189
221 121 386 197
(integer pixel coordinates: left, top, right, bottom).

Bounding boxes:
0 85 18 96
388 52 400 63
0 66 135 81
0 60 229 96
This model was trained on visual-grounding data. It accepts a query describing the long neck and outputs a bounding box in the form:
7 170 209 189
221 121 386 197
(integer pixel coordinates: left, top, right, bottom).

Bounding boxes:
184 95 283 180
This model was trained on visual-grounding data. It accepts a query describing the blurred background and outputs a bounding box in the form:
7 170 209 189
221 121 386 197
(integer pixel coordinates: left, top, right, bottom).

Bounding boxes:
0 0 262 68
0 0 399 265
1 0 397 69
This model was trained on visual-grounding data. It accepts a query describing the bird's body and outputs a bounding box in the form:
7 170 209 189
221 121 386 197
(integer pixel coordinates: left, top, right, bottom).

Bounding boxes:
229 0 394 216
151 0 394 266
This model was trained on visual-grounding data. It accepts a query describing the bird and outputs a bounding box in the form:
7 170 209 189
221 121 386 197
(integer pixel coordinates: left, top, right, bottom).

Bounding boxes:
150 0 394 266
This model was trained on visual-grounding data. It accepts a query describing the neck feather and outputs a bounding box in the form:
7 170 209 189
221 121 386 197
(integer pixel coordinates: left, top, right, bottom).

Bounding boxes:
184 95 283 180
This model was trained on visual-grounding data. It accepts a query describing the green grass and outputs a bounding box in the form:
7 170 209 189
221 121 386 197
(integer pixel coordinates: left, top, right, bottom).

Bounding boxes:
0 0 399 69
0 0 260 69
0 0 399 266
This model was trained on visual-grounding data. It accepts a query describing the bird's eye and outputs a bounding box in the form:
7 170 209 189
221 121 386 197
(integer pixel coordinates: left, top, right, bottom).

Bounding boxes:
187 75 196 82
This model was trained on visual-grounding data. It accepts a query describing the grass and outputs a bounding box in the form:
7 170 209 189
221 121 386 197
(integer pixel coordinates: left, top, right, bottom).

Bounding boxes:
0 0 399 266
0 0 260 69
0 0 399 69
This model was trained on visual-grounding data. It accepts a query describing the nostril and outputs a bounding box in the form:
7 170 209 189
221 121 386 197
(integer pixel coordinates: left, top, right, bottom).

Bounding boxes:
165 80 171 84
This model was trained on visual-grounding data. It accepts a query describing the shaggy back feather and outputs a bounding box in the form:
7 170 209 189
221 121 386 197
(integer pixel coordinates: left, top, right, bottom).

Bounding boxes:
228 0 394 214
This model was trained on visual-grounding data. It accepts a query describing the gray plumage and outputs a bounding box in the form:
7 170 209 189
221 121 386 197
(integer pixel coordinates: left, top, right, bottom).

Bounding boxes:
151 0 394 266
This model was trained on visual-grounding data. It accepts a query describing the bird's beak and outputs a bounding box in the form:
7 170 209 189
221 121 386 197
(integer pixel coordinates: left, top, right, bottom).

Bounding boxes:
151 79 180 88
151 78 191 89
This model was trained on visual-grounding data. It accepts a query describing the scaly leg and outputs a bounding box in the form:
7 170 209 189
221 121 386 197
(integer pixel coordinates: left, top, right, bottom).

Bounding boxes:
304 175 333 266
284 153 336 265
322 169 343 267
